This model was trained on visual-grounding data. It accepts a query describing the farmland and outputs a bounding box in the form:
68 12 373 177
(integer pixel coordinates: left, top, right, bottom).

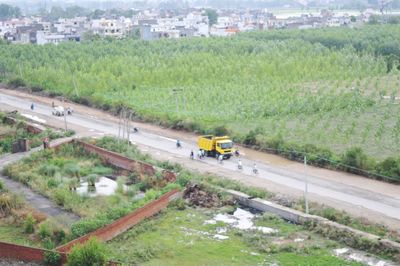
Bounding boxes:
1 25 400 179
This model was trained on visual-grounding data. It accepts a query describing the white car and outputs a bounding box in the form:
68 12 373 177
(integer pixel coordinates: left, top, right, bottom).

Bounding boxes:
52 106 73 116
52 106 65 116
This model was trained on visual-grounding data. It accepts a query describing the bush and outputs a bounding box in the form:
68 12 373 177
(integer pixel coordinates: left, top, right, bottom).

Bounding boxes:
341 147 375 174
0 194 12 215
86 174 98 187
375 157 400 182
213 125 230 136
39 165 59 177
0 180 3 191
43 251 61 266
24 213 36 234
169 198 186 210
38 221 52 240
67 238 107 266
71 219 109 238
8 77 26 87
53 189 68 206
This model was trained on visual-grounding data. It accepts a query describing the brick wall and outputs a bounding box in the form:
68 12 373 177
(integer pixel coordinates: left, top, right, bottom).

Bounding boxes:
75 140 176 182
0 242 67 264
56 189 180 253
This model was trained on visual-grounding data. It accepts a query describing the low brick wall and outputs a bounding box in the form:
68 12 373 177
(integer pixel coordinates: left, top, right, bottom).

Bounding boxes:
56 189 180 253
0 242 67 264
75 140 176 182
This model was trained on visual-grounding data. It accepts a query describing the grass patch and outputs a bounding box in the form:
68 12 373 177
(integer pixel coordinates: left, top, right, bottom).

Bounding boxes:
106 207 363 265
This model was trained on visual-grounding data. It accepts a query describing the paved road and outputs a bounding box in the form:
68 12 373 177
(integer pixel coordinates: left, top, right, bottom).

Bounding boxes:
0 145 79 227
0 90 399 229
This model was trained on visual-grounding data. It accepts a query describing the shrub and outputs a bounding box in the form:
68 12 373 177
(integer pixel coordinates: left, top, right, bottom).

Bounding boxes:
375 157 400 182
176 171 192 187
341 147 375 174
213 125 230 136
53 189 68 206
8 77 26 87
67 238 107 266
47 179 59 188
243 129 258 145
24 213 36 234
0 193 12 215
0 180 3 191
71 219 109 238
43 251 61 266
64 164 81 179
86 174 98 187
169 198 186 210
39 221 52 240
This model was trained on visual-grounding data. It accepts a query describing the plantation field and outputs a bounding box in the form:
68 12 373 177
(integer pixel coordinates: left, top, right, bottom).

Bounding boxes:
1 25 400 180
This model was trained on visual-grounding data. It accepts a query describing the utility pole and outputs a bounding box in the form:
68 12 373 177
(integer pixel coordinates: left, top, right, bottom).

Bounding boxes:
304 155 309 214
62 97 67 131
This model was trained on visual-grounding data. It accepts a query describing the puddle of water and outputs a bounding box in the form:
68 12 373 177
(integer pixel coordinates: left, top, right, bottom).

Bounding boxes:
333 248 396 266
205 208 278 234
76 176 127 197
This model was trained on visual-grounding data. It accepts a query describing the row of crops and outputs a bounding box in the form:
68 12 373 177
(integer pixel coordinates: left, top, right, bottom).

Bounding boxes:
0 25 399 180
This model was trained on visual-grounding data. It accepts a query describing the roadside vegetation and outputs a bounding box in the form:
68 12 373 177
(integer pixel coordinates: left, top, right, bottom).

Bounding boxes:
1 25 399 181
0 112 71 155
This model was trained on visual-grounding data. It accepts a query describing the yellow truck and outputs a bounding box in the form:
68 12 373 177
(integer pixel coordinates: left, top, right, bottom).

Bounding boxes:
198 135 234 159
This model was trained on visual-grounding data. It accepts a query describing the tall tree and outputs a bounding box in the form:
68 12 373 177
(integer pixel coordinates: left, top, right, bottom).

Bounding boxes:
205 9 218 26
0 4 21 20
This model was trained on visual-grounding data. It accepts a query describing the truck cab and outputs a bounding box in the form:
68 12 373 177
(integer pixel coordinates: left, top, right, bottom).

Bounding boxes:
198 135 234 159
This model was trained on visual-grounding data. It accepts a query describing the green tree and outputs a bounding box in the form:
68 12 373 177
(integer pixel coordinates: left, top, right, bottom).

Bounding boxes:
205 9 218 26
0 4 21 20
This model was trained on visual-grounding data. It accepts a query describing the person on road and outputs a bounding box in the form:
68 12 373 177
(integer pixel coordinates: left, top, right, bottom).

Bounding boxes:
253 163 258 174
197 150 203 159
218 154 224 164
190 150 194 160
176 139 181 148
235 149 240 157
30 103 35 110
237 159 243 170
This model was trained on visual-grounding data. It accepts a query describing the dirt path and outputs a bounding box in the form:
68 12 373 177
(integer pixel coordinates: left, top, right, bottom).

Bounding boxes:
0 87 399 231
0 143 80 227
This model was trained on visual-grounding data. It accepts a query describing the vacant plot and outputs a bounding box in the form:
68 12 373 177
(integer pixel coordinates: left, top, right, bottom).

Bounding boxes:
106 206 365 266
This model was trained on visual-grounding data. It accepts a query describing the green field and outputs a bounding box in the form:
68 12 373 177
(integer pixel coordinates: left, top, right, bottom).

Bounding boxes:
106 206 363 266
1 25 400 180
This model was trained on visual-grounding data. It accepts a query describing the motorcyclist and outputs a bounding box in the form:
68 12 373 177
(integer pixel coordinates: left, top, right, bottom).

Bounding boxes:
253 163 258 174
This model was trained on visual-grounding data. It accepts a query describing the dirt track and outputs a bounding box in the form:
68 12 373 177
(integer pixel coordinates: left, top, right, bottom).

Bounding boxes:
0 87 399 231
